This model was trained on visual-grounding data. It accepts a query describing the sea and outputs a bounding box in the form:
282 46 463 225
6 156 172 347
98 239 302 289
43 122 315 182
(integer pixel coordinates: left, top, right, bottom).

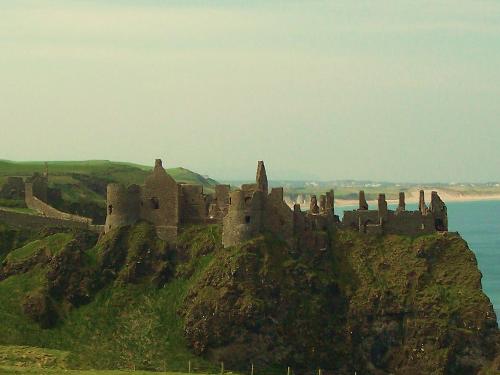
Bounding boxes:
337 200 500 322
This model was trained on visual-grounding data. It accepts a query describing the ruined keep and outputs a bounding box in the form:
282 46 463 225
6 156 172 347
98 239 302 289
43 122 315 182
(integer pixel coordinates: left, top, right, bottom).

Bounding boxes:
342 190 448 235
104 159 229 241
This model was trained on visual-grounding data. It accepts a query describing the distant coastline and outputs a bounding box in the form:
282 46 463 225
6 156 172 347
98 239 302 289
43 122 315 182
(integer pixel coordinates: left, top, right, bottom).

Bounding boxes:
335 194 500 207
286 191 500 209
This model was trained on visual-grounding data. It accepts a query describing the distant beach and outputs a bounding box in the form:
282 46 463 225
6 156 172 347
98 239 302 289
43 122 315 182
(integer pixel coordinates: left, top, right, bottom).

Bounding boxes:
286 190 500 209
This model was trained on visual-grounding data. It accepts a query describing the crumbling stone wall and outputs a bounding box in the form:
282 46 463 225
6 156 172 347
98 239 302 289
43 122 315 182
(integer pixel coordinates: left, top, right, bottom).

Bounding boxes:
25 193 92 225
342 190 448 236
209 184 230 220
0 209 98 232
429 191 448 231
263 187 294 245
25 178 92 225
180 184 210 224
25 173 48 203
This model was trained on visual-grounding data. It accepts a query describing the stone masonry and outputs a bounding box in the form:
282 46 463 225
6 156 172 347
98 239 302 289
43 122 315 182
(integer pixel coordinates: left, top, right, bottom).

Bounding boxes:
342 190 448 236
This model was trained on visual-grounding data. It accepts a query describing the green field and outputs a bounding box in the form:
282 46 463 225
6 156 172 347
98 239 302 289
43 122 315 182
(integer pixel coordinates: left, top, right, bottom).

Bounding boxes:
0 345 217 374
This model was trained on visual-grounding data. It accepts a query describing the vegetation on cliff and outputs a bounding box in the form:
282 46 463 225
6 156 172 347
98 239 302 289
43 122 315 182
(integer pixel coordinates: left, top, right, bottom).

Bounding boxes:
0 221 498 374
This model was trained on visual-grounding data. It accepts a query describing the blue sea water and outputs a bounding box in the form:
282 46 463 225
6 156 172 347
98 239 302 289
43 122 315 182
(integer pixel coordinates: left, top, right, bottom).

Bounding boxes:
447 200 500 321
338 200 500 322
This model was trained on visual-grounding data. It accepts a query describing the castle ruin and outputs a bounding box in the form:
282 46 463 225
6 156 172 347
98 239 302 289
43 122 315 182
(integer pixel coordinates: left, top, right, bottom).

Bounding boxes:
342 190 448 235
104 159 448 247
0 159 449 246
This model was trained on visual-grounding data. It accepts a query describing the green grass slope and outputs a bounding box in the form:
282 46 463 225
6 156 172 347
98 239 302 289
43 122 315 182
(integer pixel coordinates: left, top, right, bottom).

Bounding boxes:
0 224 220 373
0 160 218 188
0 345 205 374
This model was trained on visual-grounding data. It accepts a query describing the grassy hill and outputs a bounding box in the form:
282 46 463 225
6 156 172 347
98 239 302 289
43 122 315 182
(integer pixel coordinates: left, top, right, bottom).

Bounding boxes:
0 160 218 188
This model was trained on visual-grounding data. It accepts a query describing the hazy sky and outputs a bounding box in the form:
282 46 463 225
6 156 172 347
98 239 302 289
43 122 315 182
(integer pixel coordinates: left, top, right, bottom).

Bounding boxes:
1 1 499 182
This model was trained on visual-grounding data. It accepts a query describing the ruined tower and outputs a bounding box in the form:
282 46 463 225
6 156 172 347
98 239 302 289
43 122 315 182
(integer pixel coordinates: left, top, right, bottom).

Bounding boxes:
222 161 295 248
429 191 448 231
104 183 141 233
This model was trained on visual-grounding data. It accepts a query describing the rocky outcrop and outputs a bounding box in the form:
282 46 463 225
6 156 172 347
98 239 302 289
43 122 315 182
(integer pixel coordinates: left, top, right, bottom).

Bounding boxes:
181 231 499 374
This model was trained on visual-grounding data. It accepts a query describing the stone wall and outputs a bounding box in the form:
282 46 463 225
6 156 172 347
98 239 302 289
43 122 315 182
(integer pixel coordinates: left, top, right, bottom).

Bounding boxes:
209 184 230 220
263 187 294 245
25 173 48 202
140 159 180 229
104 184 141 232
26 188 92 225
0 209 98 232
342 190 447 236
180 184 209 224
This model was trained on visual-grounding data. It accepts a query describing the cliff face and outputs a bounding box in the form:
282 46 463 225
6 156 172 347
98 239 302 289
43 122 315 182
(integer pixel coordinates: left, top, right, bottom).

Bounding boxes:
0 222 498 374
181 230 499 374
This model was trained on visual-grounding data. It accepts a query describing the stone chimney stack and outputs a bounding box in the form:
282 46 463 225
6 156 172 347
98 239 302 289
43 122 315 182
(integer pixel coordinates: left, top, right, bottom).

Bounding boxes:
378 193 388 221
359 190 368 210
419 190 427 214
326 189 334 216
43 162 49 179
256 161 268 194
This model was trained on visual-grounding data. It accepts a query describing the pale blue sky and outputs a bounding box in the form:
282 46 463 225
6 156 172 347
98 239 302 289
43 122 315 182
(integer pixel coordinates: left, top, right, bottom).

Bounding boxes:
1 1 499 181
